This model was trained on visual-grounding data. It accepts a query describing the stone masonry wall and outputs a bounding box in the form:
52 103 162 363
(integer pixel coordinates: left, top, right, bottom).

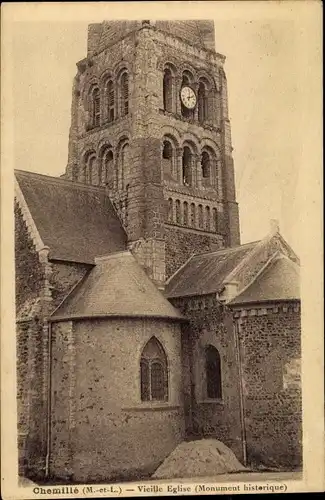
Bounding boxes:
15 203 94 478
238 306 302 469
165 226 224 279
15 204 48 477
17 319 44 476
65 22 240 284
49 261 92 310
173 296 243 462
50 317 184 482
15 202 43 312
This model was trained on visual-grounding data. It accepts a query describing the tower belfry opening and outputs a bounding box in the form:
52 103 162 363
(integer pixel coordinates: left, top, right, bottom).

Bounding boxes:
65 19 240 280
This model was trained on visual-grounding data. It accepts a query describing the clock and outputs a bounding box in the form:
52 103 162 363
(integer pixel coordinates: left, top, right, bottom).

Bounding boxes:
180 86 197 109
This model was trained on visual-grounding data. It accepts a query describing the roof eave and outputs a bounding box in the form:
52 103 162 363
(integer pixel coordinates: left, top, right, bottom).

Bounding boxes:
167 290 222 300
49 313 186 323
228 298 301 308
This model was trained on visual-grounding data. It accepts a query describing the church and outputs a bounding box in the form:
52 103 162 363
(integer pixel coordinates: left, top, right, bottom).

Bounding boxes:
15 20 302 483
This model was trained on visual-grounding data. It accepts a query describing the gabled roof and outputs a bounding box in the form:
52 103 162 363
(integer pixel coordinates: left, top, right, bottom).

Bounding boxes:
166 241 260 299
51 251 183 322
15 170 127 264
229 254 300 306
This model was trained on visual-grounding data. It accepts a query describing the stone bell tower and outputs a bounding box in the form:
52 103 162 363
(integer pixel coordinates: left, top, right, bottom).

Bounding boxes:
64 20 240 284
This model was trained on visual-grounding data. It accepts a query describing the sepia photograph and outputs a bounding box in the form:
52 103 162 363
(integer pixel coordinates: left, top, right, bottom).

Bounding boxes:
1 1 323 498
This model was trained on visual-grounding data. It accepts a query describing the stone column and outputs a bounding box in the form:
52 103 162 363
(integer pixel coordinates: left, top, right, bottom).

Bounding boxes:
196 153 203 189
179 200 184 226
192 154 200 188
193 82 199 122
175 77 182 115
176 147 183 184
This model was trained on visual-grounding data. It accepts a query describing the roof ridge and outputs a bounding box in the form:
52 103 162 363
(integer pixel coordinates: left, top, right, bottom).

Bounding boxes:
15 168 127 263
165 251 197 286
224 235 274 284
192 240 261 259
14 178 45 252
50 250 184 322
228 250 284 303
95 250 132 263
229 250 300 306
15 169 107 193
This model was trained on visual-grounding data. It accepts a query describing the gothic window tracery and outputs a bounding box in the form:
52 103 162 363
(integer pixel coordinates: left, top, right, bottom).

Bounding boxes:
140 337 168 402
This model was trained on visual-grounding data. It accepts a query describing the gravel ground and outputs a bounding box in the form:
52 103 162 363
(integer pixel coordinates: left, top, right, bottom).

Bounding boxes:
152 439 247 479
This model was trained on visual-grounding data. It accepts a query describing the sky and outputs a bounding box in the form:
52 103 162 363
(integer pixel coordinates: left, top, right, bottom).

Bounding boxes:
6 1 322 255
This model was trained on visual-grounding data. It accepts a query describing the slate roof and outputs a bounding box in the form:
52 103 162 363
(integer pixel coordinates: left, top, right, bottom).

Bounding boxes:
15 170 127 264
51 251 183 322
166 241 260 299
229 255 300 306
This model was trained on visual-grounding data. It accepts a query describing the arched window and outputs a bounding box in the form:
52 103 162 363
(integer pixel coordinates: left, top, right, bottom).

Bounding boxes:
205 206 211 231
167 198 173 223
106 79 115 123
198 80 208 123
119 71 129 117
162 140 174 180
212 208 218 232
140 337 168 402
183 201 189 226
205 345 222 399
201 151 212 186
198 204 203 229
182 146 193 186
84 152 96 184
100 149 114 188
163 68 173 112
190 203 196 227
175 199 181 224
182 71 192 87
91 87 100 127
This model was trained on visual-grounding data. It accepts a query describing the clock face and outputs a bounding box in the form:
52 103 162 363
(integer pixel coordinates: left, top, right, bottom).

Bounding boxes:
180 86 197 109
